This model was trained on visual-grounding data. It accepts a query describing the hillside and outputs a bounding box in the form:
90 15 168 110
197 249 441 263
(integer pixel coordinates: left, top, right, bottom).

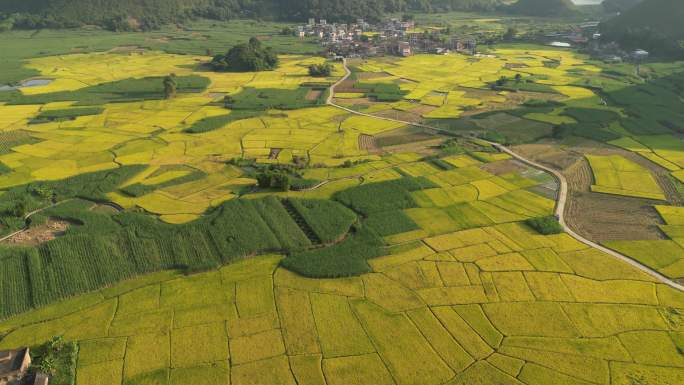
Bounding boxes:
602 0 643 13
506 0 578 17
0 0 506 30
601 0 684 56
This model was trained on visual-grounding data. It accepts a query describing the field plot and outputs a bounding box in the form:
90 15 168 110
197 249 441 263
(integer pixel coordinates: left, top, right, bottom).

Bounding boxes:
603 205 684 279
586 155 665 200
1 220 681 385
0 52 414 221
355 48 601 123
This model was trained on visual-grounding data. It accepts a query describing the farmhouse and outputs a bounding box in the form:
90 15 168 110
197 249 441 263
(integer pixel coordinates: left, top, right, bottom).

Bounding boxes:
398 41 412 57
0 348 31 385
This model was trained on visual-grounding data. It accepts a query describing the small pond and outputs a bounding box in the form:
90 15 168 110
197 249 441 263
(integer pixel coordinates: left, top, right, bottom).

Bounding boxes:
0 78 53 91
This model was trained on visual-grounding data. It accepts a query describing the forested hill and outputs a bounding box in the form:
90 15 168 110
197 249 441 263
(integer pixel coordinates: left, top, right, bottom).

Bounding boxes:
0 0 504 30
601 0 684 57
505 0 578 17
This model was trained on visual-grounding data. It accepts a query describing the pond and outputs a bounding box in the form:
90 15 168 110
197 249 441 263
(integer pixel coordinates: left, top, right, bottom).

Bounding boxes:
0 78 53 91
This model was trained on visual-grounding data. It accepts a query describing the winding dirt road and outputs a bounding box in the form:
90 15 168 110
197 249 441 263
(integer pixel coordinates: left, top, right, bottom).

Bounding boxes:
328 58 684 291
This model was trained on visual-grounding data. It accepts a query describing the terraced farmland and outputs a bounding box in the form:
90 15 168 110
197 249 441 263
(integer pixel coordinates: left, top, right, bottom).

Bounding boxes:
2 228 684 385
1 22 684 385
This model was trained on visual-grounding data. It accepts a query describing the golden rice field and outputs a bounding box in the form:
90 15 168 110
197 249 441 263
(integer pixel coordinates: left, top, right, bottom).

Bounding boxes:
2 221 683 385
2 42 684 385
586 155 666 201
355 49 605 119
0 52 404 222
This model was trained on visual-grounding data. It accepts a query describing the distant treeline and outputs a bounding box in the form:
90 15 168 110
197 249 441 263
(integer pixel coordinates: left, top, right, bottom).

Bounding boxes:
0 0 505 31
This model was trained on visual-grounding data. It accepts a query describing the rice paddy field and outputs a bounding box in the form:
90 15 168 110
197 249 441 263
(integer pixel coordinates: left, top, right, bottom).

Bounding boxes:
586 155 665 200
2 222 684 385
1 17 684 385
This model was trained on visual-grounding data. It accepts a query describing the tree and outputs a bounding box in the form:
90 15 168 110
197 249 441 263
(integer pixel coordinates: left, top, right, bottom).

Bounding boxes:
211 37 279 72
496 76 508 87
163 75 177 99
36 356 57 376
308 63 333 77
223 95 235 108
504 27 517 41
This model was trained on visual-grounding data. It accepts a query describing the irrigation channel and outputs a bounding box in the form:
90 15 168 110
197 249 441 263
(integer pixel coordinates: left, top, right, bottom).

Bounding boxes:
328 58 684 291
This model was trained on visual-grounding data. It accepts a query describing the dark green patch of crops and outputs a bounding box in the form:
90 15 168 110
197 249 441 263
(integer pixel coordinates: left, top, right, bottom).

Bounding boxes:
356 81 407 102
280 226 384 278
364 210 419 237
427 158 456 170
0 130 40 155
183 110 263 133
253 196 312 250
0 166 146 236
334 176 437 215
0 75 210 105
288 199 357 243
228 87 327 110
562 108 620 124
553 122 621 142
0 193 353 319
30 106 104 124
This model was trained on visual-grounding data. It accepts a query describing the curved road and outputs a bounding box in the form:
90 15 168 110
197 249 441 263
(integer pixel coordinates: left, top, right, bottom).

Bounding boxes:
328 58 684 291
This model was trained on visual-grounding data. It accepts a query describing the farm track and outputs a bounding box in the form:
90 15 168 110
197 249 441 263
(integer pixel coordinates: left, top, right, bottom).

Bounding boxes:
328 58 684 291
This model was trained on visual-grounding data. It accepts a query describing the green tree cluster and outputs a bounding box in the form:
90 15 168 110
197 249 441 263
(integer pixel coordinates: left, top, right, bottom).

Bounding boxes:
257 170 291 191
308 63 333 77
211 37 278 72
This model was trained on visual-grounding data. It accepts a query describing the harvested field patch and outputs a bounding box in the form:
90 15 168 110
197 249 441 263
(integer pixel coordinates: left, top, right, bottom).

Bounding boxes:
3 218 74 246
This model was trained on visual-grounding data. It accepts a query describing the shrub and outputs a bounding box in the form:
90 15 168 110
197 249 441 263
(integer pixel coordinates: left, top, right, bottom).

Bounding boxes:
30 336 77 385
526 216 563 235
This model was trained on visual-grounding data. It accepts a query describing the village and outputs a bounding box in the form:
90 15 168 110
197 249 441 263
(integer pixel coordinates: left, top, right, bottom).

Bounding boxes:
294 17 650 64
295 17 477 58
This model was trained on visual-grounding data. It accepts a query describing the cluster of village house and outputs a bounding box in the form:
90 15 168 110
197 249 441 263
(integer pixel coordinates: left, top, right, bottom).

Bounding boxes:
296 17 649 63
296 18 476 58
0 348 48 385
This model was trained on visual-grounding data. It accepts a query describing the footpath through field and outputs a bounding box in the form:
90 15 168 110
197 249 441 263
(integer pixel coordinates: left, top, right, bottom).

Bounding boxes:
328 58 684 292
